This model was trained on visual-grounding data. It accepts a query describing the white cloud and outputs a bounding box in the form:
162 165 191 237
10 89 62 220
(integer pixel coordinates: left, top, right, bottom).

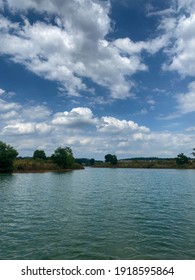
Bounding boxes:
5 0 111 38
176 81 195 113
0 0 3 11
52 107 96 127
0 95 194 157
0 1 122 98
147 99 156 106
2 121 52 135
0 88 5 95
147 8 175 17
0 98 21 111
113 34 169 56
97 116 150 134
22 105 52 121
3 122 35 135
35 123 52 134
186 126 195 132
161 2 195 78
113 38 146 54
177 0 195 12
1 1 195 157
0 0 169 100
0 110 18 120
167 14 195 76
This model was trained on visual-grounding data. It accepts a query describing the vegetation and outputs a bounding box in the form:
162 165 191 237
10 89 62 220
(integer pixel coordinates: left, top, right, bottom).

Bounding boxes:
51 147 75 169
0 140 83 173
13 156 195 172
93 157 195 169
14 158 60 172
105 154 118 165
1 139 195 172
14 158 83 173
33 150 46 160
75 158 97 166
89 158 95 165
176 153 189 166
0 140 18 173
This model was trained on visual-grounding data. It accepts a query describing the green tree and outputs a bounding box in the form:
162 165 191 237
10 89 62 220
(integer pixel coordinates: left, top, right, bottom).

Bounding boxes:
89 158 95 165
33 150 46 160
176 153 189 165
105 154 118 165
0 140 18 172
192 148 195 157
51 147 75 168
105 154 113 163
111 155 118 165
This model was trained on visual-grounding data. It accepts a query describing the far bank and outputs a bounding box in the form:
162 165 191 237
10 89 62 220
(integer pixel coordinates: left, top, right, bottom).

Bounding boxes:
13 158 84 173
91 158 195 169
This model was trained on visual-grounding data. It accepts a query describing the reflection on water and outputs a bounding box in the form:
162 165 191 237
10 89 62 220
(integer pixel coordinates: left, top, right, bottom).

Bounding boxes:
0 168 195 259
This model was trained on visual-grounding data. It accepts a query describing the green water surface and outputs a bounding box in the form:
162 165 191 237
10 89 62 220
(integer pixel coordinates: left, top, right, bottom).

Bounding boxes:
0 168 195 259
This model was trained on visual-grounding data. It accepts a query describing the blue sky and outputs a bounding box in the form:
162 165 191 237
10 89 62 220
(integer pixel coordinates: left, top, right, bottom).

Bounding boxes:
0 0 195 159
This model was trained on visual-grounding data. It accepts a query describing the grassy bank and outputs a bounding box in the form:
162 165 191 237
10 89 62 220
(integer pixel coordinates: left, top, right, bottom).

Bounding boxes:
12 158 195 172
93 159 195 169
13 158 84 173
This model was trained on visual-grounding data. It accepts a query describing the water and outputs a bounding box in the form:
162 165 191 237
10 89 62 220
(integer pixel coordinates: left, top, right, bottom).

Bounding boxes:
0 168 195 260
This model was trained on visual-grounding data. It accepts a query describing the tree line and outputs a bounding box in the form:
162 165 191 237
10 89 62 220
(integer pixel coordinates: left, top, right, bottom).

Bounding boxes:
0 139 195 173
0 140 76 173
175 149 195 166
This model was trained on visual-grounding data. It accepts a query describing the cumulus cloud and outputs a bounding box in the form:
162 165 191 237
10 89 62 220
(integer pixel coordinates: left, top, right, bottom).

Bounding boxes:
113 34 169 55
0 94 194 157
3 123 36 135
177 0 195 12
22 105 52 121
0 98 21 111
0 0 170 100
1 1 195 157
0 88 5 95
5 0 111 39
113 38 147 54
0 110 18 120
176 81 195 113
97 116 150 134
160 0 195 79
52 107 96 127
3 122 52 135
0 0 3 11
165 13 195 76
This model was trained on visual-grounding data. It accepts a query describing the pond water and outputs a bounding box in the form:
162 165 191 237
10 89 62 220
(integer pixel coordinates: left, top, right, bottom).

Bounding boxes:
0 168 195 259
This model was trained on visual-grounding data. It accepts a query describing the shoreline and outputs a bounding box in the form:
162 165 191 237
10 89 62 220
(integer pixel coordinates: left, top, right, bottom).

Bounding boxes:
13 168 84 173
9 165 195 172
13 165 195 172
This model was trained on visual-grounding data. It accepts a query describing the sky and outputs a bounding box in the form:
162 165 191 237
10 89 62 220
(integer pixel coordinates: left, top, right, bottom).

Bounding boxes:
0 0 195 159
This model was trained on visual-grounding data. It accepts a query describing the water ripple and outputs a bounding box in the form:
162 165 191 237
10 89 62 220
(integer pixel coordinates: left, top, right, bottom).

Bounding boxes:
0 169 195 259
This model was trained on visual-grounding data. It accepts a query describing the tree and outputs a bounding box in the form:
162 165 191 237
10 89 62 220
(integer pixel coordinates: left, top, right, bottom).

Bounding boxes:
89 158 95 165
105 154 118 165
33 150 46 160
111 155 118 165
192 148 195 157
176 153 189 165
51 147 75 168
0 140 18 172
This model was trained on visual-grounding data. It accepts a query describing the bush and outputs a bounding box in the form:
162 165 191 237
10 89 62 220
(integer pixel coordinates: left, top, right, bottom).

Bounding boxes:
51 147 75 168
105 154 118 165
33 150 46 160
176 153 189 165
13 159 61 172
0 140 18 172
